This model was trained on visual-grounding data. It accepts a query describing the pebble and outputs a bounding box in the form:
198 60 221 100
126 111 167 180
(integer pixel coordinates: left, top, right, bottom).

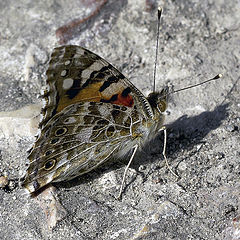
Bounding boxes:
0 176 9 188
225 125 236 132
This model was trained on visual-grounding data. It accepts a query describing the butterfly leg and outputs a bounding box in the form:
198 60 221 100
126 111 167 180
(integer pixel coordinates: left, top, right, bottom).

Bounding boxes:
117 144 138 200
159 126 178 178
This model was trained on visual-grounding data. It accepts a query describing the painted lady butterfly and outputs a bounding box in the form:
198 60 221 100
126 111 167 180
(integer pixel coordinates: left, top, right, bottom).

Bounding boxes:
21 45 168 194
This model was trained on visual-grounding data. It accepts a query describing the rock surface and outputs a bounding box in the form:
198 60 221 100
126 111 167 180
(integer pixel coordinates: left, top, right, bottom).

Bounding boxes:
0 0 239 239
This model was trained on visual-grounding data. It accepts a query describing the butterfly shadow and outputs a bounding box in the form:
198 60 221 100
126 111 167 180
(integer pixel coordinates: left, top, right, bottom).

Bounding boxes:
56 103 229 194
130 103 229 174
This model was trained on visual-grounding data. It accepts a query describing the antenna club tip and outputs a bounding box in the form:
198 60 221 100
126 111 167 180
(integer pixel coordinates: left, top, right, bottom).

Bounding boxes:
158 7 162 18
213 73 223 79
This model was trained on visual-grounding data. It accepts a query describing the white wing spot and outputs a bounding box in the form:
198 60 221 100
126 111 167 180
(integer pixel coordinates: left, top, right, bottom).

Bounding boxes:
81 60 103 83
63 78 74 90
64 60 71 65
75 48 85 55
91 61 104 71
63 116 77 124
61 70 67 77
81 68 92 79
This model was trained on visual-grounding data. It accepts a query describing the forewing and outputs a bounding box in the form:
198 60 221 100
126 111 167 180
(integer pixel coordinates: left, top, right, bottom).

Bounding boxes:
40 45 151 128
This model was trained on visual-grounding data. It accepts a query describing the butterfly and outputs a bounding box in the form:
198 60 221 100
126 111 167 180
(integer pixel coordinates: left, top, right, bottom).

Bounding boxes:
21 45 168 194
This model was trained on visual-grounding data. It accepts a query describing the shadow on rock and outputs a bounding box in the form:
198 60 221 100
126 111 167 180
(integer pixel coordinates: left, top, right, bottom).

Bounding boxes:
165 103 229 155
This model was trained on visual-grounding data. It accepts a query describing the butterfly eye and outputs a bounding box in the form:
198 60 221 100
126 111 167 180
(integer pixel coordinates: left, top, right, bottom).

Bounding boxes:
55 127 68 136
158 100 167 112
44 159 56 171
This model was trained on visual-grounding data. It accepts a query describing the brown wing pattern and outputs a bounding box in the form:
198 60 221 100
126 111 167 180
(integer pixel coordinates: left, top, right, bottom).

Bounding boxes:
22 101 145 193
40 45 152 129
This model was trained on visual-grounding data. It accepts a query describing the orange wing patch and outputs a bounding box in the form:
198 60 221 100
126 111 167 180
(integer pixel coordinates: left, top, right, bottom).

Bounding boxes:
57 81 134 113
56 82 103 113
41 45 137 128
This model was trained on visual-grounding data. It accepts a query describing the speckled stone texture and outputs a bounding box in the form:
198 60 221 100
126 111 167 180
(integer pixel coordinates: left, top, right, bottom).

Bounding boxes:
0 0 239 239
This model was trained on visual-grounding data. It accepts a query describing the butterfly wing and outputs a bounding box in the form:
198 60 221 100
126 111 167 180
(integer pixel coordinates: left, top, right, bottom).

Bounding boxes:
40 45 153 129
22 101 144 193
22 45 152 193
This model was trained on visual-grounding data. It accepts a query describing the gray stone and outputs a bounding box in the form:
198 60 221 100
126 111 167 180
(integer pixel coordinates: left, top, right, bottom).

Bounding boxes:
0 0 239 239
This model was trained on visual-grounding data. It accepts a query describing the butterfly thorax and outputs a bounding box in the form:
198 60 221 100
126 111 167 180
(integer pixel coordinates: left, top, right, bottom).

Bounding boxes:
143 87 168 140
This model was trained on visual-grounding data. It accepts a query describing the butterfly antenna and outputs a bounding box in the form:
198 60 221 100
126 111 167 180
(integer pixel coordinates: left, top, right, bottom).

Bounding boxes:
170 73 223 95
153 7 162 93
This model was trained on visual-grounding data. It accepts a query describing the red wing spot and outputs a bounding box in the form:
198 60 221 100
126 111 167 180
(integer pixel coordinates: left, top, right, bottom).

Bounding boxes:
112 94 134 107
100 93 134 107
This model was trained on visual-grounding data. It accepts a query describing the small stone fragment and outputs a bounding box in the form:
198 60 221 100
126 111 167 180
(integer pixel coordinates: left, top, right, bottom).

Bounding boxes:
36 185 67 230
0 175 9 188
225 124 237 132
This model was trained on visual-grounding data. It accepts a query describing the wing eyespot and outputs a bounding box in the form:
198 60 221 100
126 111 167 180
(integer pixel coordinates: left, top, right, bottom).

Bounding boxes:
55 127 68 136
44 159 56 171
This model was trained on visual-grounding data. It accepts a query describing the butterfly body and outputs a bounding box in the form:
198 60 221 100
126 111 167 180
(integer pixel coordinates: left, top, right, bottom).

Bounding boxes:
22 46 168 193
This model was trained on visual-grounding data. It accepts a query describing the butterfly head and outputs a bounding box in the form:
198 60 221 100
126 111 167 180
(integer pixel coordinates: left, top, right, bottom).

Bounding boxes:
147 87 168 117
